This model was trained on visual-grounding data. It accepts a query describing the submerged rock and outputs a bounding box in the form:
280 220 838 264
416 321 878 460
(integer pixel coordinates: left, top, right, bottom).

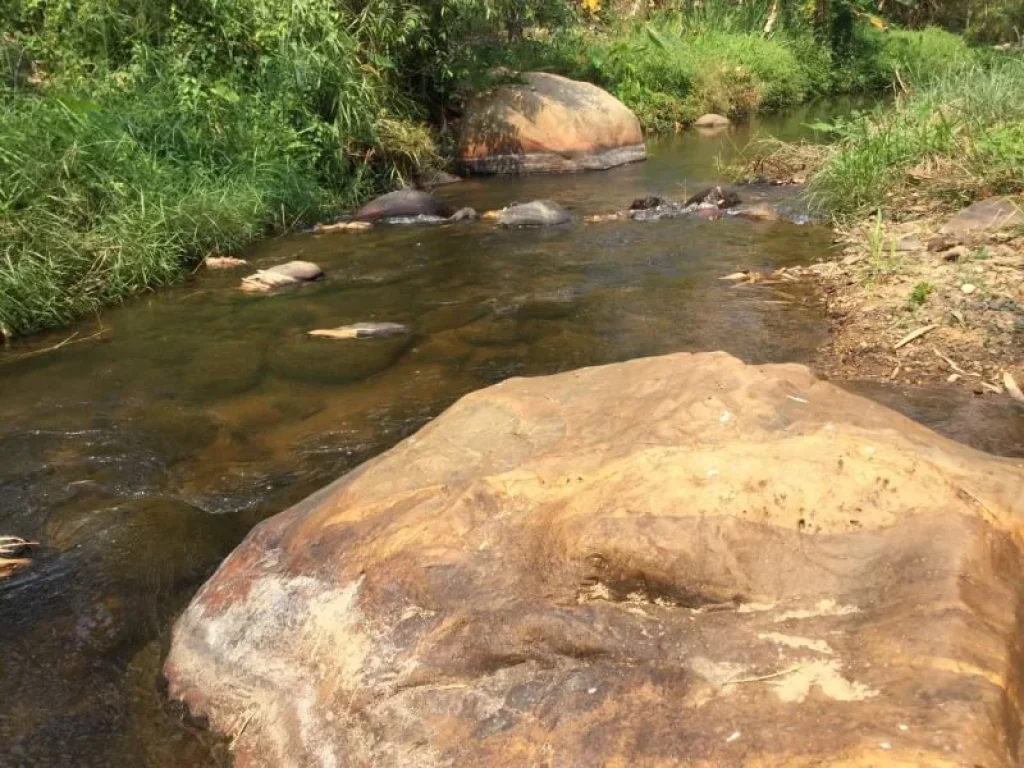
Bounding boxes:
166 351 1024 768
458 72 646 174
354 190 454 223
307 322 409 340
496 200 572 227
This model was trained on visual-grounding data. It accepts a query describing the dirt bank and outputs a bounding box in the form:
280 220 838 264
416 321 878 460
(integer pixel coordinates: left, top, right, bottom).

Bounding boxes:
727 186 1024 398
811 210 1024 397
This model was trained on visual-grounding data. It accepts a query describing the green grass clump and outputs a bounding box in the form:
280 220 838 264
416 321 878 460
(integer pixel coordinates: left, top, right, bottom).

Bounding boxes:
907 281 935 307
807 56 1024 218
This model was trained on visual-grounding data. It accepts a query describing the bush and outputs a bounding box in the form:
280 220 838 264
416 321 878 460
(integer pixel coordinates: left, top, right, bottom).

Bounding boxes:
559 18 833 130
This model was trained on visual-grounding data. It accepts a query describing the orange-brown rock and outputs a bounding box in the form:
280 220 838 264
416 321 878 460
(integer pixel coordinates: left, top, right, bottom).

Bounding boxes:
165 351 1024 768
458 72 646 174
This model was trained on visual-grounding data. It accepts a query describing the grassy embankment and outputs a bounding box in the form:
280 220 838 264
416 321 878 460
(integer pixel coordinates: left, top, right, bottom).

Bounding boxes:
0 0 993 338
805 55 1024 219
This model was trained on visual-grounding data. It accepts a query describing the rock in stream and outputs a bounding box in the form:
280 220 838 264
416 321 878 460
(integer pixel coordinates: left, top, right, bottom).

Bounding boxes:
165 351 1024 768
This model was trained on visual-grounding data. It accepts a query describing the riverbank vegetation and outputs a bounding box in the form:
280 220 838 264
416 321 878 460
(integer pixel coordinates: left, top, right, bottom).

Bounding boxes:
1 0 1019 337
807 56 1024 218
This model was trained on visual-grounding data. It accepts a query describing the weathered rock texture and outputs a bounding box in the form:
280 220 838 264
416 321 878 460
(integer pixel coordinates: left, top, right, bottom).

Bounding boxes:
458 72 646 174
165 351 1024 768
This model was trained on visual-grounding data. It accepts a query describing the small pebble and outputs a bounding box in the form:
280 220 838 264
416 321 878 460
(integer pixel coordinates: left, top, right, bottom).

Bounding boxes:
961 283 977 294
726 731 741 743
880 742 892 750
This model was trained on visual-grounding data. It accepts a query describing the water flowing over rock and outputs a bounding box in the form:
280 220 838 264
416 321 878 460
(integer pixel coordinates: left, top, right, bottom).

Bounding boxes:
165 352 1024 768
354 190 454 223
458 73 646 174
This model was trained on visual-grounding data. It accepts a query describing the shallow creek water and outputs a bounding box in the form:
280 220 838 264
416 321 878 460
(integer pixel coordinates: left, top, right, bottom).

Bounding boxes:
2 103 1023 767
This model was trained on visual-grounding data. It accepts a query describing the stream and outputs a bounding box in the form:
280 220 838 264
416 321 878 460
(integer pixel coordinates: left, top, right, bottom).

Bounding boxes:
2 101 1023 767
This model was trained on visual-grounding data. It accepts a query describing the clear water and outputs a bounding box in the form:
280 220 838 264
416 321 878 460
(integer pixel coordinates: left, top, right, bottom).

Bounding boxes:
2 103 1021 767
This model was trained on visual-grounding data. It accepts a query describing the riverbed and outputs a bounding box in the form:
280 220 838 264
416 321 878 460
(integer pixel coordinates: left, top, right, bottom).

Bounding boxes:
2 103 1022 767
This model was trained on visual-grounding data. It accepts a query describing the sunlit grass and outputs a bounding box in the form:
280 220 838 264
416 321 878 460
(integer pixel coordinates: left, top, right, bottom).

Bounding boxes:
807 56 1024 218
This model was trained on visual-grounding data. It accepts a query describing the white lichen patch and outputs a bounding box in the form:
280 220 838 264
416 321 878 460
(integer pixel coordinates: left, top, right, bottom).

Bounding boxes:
577 582 611 603
772 660 879 703
775 599 860 622
758 632 834 656
736 602 777 614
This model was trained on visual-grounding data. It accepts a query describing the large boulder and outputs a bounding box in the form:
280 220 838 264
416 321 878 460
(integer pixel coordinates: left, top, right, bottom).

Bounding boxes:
354 190 454 223
458 72 646 174
165 352 1024 768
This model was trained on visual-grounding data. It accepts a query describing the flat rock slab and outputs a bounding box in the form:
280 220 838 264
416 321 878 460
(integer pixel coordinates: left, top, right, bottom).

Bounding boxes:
940 197 1023 237
307 322 410 340
458 72 646 174
165 352 1024 768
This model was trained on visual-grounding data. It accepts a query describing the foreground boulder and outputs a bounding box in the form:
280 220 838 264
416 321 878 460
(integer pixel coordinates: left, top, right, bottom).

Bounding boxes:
354 190 453 223
165 352 1024 768
458 72 646 174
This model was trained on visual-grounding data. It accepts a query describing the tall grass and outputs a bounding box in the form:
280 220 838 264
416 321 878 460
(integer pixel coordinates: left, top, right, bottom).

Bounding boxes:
807 55 1024 218
0 0 489 337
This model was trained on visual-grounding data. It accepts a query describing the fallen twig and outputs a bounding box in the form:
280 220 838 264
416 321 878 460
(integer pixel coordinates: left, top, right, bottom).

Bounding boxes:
1002 372 1024 402
725 662 810 686
0 325 110 365
894 324 937 350
932 347 978 377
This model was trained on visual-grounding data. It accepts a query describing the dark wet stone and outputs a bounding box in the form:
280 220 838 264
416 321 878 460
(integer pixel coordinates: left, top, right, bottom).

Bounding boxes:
629 196 666 211
684 185 741 209
354 190 454 223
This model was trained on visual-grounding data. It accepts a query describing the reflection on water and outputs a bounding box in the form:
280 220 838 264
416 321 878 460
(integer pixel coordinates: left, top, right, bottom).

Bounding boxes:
1 104 1019 767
